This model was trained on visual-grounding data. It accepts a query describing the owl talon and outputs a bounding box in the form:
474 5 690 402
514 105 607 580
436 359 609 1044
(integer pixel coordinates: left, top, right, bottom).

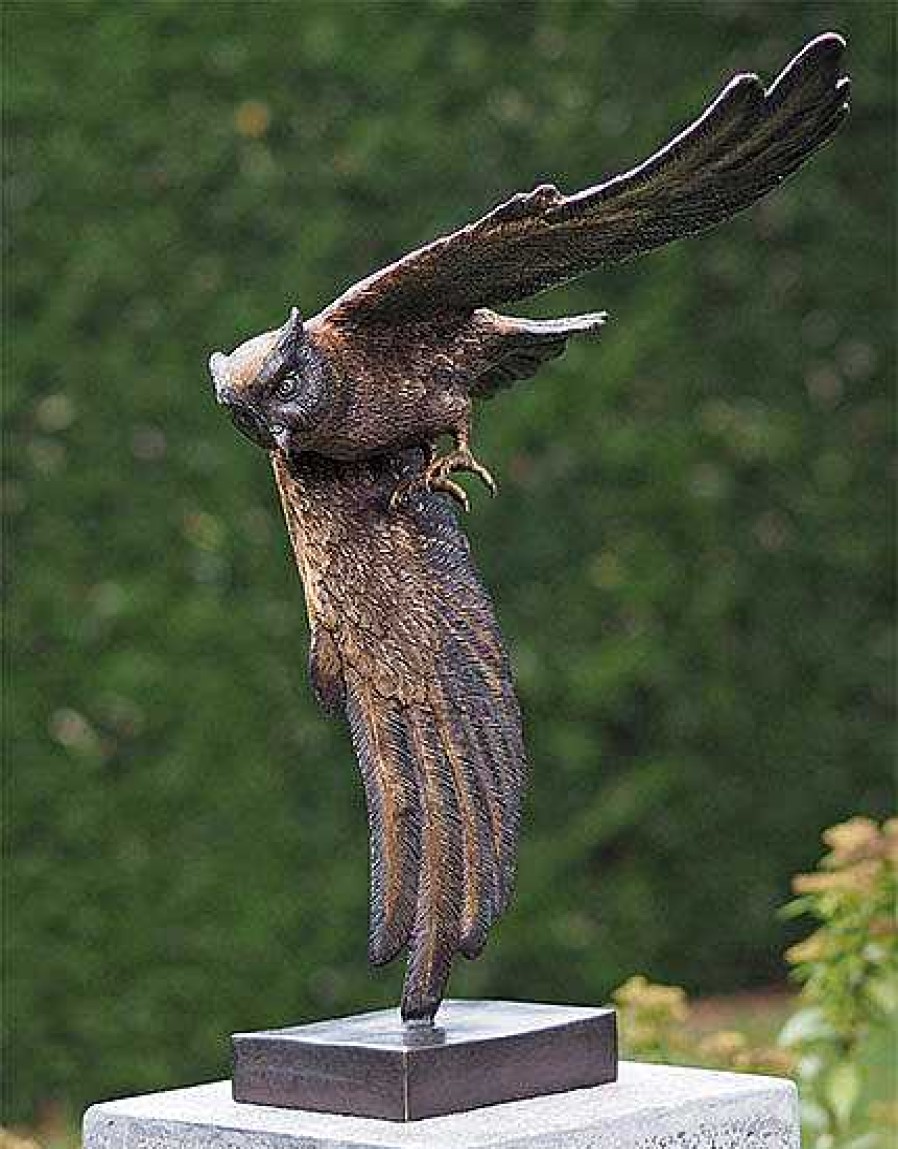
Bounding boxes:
431 476 471 512
390 438 495 514
434 445 498 499
390 472 471 513
453 452 497 497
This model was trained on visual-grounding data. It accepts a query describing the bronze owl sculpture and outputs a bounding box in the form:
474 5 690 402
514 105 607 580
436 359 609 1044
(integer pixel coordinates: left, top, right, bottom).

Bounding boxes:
209 35 849 1024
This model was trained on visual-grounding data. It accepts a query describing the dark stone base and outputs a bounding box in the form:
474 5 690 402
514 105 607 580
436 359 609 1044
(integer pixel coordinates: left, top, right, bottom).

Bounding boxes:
231 999 617 1122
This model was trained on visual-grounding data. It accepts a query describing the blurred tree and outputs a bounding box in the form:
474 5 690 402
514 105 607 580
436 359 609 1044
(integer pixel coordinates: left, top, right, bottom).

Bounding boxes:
4 0 894 1123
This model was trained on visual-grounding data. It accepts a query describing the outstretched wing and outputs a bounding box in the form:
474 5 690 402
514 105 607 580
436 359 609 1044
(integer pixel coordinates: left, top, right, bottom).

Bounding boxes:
323 34 849 324
272 448 526 1022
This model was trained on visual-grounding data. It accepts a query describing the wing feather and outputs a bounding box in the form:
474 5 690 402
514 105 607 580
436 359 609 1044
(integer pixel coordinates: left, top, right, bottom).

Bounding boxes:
344 677 419 964
321 34 848 323
272 448 526 1021
429 682 497 958
402 704 463 1019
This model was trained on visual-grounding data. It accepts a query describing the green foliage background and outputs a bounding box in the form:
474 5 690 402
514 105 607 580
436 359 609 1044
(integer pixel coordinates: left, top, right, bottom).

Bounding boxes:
4 0 894 1123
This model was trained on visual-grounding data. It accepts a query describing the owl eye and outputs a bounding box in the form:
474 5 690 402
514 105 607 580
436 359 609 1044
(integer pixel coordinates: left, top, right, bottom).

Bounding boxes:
272 373 299 401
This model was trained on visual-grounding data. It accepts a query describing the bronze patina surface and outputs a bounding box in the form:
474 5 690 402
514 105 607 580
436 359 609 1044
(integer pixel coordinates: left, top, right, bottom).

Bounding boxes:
211 35 849 1025
232 1000 617 1121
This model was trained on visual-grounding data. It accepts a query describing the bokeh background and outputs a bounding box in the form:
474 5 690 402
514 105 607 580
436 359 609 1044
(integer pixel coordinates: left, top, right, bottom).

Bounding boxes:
5 0 894 1128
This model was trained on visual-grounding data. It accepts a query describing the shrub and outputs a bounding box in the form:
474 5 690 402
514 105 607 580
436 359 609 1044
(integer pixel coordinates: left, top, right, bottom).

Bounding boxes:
780 817 897 1143
614 817 898 1146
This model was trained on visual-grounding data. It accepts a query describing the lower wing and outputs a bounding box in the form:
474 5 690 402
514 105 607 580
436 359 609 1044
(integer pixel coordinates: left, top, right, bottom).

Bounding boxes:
272 448 527 1021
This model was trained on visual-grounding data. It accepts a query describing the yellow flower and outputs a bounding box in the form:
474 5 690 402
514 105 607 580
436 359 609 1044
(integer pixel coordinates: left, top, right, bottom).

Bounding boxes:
822 816 884 865
697 1029 747 1065
792 859 882 896
869 1099 898 1128
0 1132 44 1149
613 975 689 1023
235 100 271 140
733 1046 797 1076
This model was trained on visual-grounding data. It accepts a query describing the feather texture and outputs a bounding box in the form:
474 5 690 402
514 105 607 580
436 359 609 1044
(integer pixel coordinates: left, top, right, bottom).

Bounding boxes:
473 311 607 395
272 449 526 1020
322 34 849 323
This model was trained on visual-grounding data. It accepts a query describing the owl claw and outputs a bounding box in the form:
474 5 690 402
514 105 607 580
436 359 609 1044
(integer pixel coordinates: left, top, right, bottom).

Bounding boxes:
390 442 497 513
450 449 498 498
390 469 471 513
430 476 471 512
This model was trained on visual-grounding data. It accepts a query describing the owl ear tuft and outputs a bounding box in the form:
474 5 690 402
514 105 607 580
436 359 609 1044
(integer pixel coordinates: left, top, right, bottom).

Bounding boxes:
258 307 305 386
274 306 305 359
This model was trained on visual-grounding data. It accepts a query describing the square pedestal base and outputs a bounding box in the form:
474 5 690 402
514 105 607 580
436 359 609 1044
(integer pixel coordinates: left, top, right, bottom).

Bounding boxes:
83 1061 800 1148
232 999 617 1120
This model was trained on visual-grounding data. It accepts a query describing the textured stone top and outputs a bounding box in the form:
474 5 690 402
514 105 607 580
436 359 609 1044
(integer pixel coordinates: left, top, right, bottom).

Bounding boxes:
83 1060 800 1149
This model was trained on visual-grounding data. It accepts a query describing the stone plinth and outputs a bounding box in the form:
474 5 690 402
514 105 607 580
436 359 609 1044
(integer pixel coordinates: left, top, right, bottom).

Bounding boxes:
83 1061 799 1148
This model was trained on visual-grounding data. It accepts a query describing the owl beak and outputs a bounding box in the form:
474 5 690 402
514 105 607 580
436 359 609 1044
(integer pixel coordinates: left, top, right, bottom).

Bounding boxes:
208 342 286 453
226 402 278 451
208 351 230 403
270 424 290 453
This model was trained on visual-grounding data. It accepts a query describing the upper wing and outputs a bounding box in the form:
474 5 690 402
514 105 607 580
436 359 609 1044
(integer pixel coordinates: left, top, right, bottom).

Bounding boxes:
272 448 526 1022
322 34 849 324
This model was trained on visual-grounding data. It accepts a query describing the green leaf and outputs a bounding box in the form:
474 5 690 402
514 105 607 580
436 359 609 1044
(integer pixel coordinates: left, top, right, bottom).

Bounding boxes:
779 1006 837 1048
798 1098 830 1135
824 1061 860 1129
796 1052 826 1081
840 1134 884 1149
780 896 816 920
865 973 898 1016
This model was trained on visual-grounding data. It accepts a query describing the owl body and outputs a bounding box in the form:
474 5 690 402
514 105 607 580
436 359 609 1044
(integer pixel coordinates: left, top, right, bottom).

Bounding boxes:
299 314 483 459
207 33 850 1024
216 308 519 461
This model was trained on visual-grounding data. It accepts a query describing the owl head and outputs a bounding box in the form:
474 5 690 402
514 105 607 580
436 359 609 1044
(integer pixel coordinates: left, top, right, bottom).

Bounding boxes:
209 308 329 453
